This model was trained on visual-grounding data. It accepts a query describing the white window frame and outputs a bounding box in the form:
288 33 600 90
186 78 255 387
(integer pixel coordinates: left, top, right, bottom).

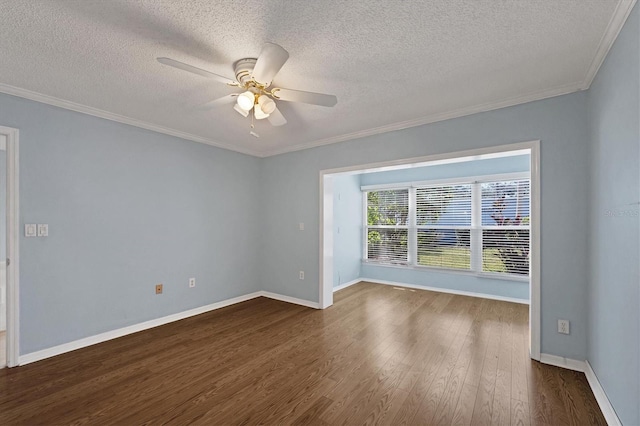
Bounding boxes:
362 172 530 281
362 187 410 265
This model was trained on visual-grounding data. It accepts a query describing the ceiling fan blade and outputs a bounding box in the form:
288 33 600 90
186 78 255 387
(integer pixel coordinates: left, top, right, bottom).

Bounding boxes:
157 57 236 85
271 88 337 107
267 106 287 127
201 94 239 109
251 43 289 85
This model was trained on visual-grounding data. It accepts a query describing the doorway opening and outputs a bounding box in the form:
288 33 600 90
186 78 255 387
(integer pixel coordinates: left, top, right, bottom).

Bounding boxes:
0 133 6 367
319 140 540 360
0 126 19 368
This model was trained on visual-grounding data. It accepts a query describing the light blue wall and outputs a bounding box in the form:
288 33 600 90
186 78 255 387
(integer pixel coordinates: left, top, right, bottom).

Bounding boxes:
361 264 527 300
586 3 639 425
360 154 530 186
0 93 262 354
332 174 362 287
260 92 589 360
359 155 530 301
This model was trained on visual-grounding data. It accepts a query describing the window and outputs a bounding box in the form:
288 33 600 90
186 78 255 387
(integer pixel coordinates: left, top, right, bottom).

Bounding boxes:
416 185 472 270
364 175 530 278
365 189 409 264
480 180 530 275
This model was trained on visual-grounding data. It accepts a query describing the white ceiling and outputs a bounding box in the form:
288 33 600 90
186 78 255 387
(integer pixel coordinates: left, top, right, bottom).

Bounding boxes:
0 0 634 157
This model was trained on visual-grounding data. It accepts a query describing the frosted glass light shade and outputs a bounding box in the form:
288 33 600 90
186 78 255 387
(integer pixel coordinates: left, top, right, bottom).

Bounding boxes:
237 91 255 111
254 103 269 120
258 95 276 114
233 103 249 117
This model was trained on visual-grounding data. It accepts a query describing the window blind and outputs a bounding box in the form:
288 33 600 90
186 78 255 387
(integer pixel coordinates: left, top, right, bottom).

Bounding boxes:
480 180 530 275
363 177 530 278
366 189 409 264
416 185 472 270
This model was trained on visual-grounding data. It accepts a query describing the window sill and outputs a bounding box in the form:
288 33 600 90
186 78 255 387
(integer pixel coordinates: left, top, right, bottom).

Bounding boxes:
362 260 529 282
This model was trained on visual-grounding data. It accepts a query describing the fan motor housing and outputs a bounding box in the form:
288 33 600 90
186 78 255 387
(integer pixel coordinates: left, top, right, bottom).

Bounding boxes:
234 58 257 86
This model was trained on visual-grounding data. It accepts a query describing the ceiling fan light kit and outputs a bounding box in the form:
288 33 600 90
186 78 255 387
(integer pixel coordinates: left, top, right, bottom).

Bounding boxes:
157 42 337 136
233 103 249 117
254 103 269 120
237 90 255 111
258 95 276 114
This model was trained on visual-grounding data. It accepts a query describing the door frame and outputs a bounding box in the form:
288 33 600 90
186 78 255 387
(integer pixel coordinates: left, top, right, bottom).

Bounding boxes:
0 126 19 367
319 140 541 360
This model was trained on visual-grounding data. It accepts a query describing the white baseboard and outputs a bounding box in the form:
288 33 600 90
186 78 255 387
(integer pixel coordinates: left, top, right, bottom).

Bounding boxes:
538 355 622 425
332 278 362 292
361 278 529 305
585 361 622 426
259 291 320 309
18 290 319 366
539 353 586 372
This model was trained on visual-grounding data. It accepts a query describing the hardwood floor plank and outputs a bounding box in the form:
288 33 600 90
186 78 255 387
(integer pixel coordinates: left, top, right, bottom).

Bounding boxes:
469 299 504 425
365 387 409 426
0 284 606 425
291 396 333 426
511 398 531 426
413 298 483 425
392 296 473 425
492 302 514 425
451 382 478 426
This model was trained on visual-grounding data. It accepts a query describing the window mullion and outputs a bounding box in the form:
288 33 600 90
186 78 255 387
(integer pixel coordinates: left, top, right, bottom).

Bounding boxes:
408 187 416 265
362 191 368 261
471 182 482 272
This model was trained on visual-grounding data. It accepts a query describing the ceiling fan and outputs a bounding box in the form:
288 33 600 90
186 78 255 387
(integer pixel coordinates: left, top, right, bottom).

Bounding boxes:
157 43 337 137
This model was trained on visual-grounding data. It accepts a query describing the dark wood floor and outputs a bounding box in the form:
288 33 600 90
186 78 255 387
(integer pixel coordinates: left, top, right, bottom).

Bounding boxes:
0 282 605 425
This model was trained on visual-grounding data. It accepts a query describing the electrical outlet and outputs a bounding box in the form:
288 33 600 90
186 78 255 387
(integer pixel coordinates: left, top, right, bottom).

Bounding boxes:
155 284 163 295
189 278 196 288
558 319 570 334
299 271 304 280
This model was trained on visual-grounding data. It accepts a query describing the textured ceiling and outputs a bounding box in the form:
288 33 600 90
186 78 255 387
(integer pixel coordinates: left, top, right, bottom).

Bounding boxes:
0 0 632 156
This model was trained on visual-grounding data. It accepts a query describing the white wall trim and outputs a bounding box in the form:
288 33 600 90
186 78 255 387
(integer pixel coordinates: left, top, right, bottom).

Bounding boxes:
265 84 583 157
580 0 638 90
320 141 539 358
584 361 623 426
539 353 586 372
18 290 320 366
0 82 598 161
0 84 262 158
260 291 321 309
319 174 334 309
0 126 19 368
538 355 623 425
0 81 580 159
320 141 538 176
361 278 529 305
332 278 362 292
529 141 541 361
20 292 262 365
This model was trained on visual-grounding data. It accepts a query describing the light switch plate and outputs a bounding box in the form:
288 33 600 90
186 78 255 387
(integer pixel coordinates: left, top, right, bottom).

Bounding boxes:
25 224 36 237
299 222 304 231
37 224 48 237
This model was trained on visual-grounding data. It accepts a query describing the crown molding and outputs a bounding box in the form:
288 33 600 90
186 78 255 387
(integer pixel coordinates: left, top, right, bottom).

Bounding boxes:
261 81 584 157
0 79 583 159
580 0 637 89
0 83 263 157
